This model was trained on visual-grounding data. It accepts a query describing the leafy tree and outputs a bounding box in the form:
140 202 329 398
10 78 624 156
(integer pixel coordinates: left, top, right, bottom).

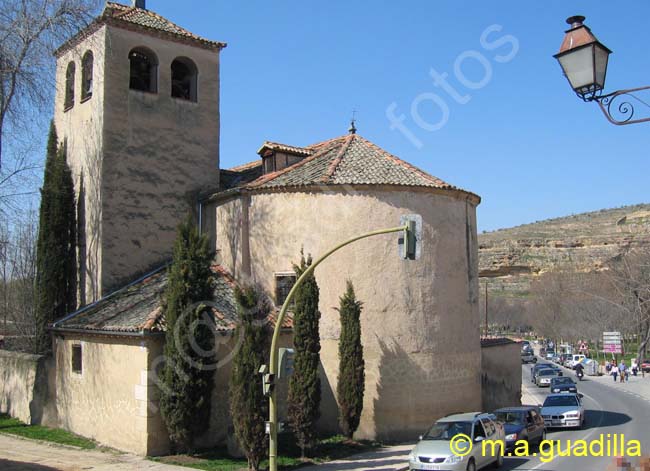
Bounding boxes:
230 285 270 471
35 122 76 354
336 280 364 439
159 216 215 452
287 251 321 457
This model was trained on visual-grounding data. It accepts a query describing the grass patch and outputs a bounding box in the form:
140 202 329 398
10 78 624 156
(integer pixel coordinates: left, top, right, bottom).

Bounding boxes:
0 413 97 449
152 434 382 471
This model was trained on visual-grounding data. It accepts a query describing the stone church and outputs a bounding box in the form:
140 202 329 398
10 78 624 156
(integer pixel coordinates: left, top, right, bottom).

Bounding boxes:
48 0 484 455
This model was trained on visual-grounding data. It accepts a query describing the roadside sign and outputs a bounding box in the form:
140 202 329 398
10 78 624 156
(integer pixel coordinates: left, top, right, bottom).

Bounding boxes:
602 331 622 354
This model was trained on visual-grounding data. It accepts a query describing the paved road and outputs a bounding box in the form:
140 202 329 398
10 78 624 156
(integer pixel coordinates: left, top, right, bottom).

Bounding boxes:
510 361 650 471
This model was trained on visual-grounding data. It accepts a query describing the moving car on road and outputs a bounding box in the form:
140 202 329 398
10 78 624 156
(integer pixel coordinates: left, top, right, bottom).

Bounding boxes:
550 376 578 394
541 393 585 429
408 412 505 471
641 359 650 373
493 406 546 451
521 350 537 364
535 368 559 387
531 363 553 383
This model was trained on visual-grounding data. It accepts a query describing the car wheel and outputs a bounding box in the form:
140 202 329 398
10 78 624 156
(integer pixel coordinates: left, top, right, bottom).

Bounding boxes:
493 451 504 468
466 458 476 471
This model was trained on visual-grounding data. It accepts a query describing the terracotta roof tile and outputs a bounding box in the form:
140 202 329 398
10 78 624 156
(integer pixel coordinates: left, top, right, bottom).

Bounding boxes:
51 264 290 334
55 2 225 57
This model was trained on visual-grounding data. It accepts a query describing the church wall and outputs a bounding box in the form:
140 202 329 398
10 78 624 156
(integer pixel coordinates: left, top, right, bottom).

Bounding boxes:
54 27 108 305
54 334 153 455
215 186 482 441
99 26 221 293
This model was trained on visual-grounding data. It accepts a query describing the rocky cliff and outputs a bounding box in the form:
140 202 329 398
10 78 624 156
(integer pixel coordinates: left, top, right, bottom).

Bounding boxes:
478 204 650 296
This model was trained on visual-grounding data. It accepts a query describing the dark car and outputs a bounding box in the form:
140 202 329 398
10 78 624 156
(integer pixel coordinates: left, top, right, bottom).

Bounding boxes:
531 363 553 383
550 376 578 394
494 406 546 451
545 364 563 377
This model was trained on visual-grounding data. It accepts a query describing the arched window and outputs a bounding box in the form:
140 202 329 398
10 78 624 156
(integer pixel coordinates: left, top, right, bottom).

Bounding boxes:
81 51 93 100
171 57 197 102
64 62 75 110
129 47 158 93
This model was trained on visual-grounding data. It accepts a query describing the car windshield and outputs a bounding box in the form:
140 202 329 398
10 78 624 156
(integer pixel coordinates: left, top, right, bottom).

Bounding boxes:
539 370 555 376
543 396 578 407
552 377 574 385
495 411 524 425
423 421 472 440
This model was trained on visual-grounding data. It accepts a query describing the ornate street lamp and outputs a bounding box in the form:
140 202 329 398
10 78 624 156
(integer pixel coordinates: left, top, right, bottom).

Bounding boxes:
554 15 650 125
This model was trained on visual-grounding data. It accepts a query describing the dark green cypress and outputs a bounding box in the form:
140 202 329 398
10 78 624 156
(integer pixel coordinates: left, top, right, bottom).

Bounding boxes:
287 251 321 457
336 281 364 439
35 123 77 354
229 285 270 471
159 216 215 452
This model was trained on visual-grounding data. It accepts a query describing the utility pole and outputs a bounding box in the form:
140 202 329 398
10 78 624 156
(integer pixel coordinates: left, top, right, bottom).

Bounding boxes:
484 282 488 337
264 217 420 471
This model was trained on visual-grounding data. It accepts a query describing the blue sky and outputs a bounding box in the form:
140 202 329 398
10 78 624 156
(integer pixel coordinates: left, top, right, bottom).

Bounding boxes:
146 2 648 231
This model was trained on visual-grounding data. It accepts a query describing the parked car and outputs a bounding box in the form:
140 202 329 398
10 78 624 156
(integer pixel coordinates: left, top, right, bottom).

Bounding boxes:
493 406 546 451
521 350 537 364
408 412 505 471
541 393 585 429
545 350 555 360
531 363 553 383
535 368 559 387
550 376 578 394
557 353 569 365
641 359 650 373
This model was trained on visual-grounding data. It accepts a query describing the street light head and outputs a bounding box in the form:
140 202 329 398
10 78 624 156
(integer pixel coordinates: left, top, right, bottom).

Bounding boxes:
554 15 612 101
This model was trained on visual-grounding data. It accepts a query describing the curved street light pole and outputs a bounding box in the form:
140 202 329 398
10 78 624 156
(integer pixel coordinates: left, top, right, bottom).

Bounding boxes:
266 222 413 471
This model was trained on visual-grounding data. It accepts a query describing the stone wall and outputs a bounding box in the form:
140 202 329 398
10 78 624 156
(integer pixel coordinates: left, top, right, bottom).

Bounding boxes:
0 350 56 426
481 338 521 412
214 185 482 441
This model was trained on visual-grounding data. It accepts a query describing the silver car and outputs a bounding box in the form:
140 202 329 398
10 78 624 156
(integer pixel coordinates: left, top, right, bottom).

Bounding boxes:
541 393 585 429
408 412 504 471
535 368 559 387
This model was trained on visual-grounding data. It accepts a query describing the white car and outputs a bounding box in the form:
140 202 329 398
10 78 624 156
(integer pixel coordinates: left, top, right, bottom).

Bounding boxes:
541 393 585 429
568 354 586 369
408 412 505 471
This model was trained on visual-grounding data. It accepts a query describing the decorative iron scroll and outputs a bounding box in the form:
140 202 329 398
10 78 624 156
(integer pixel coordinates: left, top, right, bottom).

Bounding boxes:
594 86 650 126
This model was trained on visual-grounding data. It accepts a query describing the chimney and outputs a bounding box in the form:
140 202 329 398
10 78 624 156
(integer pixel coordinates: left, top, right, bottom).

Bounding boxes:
132 0 145 9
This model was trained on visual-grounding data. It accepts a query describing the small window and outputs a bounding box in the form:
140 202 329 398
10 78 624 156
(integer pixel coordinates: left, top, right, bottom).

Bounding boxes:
129 47 158 93
81 51 93 100
64 62 75 110
263 156 276 174
171 57 197 101
72 344 82 374
275 273 296 306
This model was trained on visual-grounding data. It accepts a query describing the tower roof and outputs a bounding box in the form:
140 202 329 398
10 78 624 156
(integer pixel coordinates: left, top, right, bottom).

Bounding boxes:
55 2 226 57
215 133 479 203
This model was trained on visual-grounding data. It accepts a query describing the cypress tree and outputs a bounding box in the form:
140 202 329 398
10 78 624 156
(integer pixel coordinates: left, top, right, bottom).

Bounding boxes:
336 281 364 439
287 251 321 457
159 216 215 452
230 285 270 471
35 123 77 354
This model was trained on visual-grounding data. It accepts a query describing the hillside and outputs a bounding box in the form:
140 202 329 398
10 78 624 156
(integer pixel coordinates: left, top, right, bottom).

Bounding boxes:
478 203 650 296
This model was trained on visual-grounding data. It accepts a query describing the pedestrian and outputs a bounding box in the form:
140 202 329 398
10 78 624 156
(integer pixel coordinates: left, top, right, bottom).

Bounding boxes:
619 360 627 383
611 364 619 382
606 360 612 374
631 358 638 377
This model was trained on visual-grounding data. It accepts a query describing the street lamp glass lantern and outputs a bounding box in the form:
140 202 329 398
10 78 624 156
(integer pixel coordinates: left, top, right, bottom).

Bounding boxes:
554 16 612 101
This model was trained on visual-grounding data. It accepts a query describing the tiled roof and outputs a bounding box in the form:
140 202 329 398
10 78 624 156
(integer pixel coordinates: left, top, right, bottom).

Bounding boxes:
55 2 225 57
52 264 292 335
221 133 477 200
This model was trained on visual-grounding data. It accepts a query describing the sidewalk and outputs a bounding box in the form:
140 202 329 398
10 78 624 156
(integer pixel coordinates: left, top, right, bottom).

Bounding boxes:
0 433 189 471
581 369 650 403
297 444 412 471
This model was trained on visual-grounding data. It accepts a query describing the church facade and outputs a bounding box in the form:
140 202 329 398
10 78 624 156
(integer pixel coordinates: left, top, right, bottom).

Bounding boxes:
49 1 483 455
